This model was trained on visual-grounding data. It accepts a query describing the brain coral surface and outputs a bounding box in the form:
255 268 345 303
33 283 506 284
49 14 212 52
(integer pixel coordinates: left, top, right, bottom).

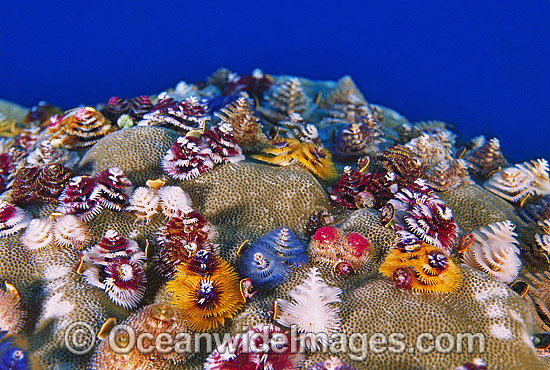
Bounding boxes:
0 73 548 370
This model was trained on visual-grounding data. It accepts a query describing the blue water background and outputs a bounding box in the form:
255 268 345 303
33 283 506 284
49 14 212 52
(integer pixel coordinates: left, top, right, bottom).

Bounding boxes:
1 0 549 163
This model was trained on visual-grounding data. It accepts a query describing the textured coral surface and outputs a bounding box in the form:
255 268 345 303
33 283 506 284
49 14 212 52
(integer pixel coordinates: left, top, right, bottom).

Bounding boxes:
0 73 548 370
79 126 180 186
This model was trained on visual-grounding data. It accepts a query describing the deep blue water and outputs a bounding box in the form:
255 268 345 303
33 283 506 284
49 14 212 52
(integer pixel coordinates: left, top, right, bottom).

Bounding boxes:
1 0 549 163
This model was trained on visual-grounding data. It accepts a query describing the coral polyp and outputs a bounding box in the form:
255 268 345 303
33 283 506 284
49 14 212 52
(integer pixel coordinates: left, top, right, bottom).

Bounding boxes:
312 226 339 244
166 256 242 332
391 267 415 289
253 138 337 180
275 267 341 349
204 335 256 370
205 323 303 370
238 227 306 288
422 158 472 192
260 77 311 123
157 185 193 216
56 167 132 221
239 241 290 289
483 158 550 204
51 214 89 250
375 145 423 186
329 166 370 208
57 175 101 221
0 331 30 370
10 164 74 204
140 96 210 133
82 229 146 308
519 195 550 224
0 201 29 237
296 143 337 180
389 181 458 253
403 198 458 252
47 106 113 148
258 227 307 265
158 229 213 277
252 138 301 166
215 92 267 151
101 96 130 123
126 186 160 223
464 136 508 180
102 256 147 309
320 93 375 126
93 166 133 211
162 134 214 181
102 95 153 124
276 113 321 145
25 140 77 167
156 207 215 276
330 115 384 157
223 69 274 98
379 242 462 293
183 250 220 277
20 218 53 251
461 220 521 283
128 95 153 121
203 122 245 164
308 227 373 276
0 283 25 334
249 324 305 370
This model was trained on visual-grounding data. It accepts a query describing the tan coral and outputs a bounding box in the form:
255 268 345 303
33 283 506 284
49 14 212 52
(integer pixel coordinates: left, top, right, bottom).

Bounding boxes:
232 262 547 370
29 269 132 370
439 184 526 234
79 126 180 187
177 162 332 264
340 267 546 370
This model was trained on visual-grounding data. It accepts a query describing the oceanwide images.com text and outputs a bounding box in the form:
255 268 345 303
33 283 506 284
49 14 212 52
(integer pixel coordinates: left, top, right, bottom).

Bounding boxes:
65 322 486 360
